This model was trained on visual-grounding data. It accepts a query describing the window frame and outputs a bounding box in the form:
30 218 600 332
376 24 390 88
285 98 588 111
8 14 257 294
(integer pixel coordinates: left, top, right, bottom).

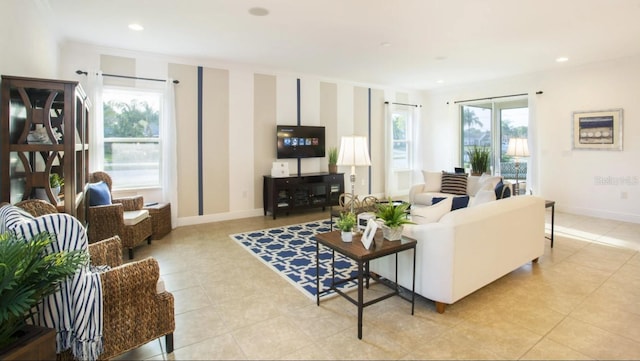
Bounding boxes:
101 85 165 191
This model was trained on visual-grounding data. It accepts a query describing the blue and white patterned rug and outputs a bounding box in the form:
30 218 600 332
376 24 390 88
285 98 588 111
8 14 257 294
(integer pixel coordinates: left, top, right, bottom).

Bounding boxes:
230 219 359 300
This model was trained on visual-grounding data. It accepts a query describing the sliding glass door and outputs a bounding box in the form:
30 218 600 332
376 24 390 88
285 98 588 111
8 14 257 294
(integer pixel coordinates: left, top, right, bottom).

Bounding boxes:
460 98 529 182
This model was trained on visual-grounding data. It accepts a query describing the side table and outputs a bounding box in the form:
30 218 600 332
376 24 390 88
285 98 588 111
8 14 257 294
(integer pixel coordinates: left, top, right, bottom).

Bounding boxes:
315 230 416 339
143 202 172 240
545 200 555 248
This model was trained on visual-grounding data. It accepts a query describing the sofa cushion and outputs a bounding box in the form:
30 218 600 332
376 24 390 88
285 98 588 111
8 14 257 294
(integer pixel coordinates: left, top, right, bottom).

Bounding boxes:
470 189 497 207
469 174 502 196
440 172 468 195
88 181 112 206
495 180 512 199
422 171 442 192
123 209 150 226
431 197 446 205
410 197 453 224
451 195 470 210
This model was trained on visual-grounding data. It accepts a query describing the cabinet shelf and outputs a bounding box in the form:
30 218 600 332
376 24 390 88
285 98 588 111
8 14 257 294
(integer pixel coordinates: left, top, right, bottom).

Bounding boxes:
1 76 90 224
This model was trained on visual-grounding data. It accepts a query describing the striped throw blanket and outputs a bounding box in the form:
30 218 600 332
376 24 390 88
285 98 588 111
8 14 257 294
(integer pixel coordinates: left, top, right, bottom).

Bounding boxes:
0 205 103 361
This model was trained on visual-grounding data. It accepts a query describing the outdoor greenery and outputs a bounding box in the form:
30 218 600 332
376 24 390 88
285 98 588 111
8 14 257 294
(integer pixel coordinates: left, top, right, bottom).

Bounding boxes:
335 212 356 232
103 99 159 163
0 231 88 350
467 145 491 175
375 199 414 229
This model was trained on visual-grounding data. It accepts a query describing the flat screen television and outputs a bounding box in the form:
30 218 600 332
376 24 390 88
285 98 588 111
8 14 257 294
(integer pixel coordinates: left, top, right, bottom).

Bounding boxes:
276 125 326 159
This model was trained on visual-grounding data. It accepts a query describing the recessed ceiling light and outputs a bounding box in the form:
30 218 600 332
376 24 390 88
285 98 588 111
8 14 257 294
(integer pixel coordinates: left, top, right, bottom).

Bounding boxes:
437 80 444 84
248 7 269 16
556 57 569 63
380 42 392 47
128 23 144 31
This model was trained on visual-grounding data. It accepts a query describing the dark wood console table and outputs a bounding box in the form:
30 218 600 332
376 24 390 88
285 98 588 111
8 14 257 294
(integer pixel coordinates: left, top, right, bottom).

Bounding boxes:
263 172 344 219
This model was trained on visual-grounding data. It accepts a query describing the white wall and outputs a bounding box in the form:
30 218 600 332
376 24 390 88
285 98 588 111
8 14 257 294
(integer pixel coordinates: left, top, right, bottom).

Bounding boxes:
421 55 640 223
56 41 422 226
0 0 59 78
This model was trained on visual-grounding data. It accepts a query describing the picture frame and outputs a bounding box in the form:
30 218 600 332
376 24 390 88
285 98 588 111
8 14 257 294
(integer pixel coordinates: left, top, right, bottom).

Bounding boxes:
572 109 623 150
361 219 378 250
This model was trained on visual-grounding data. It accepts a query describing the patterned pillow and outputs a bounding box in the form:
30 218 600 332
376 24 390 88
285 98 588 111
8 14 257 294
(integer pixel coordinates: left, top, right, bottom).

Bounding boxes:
440 172 468 195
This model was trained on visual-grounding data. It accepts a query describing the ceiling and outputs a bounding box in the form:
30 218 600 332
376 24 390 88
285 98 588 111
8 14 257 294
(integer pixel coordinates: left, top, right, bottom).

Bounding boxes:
41 0 640 90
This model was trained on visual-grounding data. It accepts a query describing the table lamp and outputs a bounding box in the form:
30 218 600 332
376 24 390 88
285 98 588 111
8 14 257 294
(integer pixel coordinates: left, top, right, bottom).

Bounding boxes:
505 138 529 195
337 135 371 215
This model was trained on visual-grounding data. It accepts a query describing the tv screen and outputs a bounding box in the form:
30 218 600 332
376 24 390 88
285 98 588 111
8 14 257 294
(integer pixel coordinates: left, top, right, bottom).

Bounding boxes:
277 125 326 159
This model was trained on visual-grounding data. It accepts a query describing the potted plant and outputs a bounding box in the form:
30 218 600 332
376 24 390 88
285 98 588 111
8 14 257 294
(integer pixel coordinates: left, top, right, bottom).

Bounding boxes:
375 199 414 241
335 212 356 242
0 231 88 353
467 145 490 176
34 173 64 202
328 147 338 174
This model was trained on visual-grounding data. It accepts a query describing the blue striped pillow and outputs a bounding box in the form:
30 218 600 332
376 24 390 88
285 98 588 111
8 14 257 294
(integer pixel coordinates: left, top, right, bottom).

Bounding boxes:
440 172 468 195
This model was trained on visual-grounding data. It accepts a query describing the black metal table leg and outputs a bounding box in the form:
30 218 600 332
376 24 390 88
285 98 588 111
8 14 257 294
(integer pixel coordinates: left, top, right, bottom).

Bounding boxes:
357 261 364 340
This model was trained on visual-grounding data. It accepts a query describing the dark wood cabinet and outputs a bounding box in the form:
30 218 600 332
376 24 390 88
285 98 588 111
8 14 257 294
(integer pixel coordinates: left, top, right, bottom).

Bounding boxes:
1 76 90 224
263 172 344 219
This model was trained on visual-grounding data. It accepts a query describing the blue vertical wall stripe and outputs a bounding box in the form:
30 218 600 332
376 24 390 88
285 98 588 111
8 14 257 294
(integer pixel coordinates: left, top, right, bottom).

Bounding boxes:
197 66 203 215
296 78 301 126
297 78 301 176
368 88 372 194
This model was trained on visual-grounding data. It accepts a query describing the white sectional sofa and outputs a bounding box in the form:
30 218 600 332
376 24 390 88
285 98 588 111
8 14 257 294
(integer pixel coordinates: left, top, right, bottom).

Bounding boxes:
369 195 545 313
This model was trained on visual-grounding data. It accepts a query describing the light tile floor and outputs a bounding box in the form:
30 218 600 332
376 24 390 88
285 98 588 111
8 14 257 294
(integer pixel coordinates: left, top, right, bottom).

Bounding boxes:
115 208 640 360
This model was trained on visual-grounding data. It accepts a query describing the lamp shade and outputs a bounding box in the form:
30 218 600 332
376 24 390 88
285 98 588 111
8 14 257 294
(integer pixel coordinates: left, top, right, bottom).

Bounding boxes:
506 138 530 158
337 136 371 166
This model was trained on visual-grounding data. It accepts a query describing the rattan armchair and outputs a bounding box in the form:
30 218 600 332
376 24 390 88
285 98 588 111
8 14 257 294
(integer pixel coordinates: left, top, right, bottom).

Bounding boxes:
88 171 152 259
15 200 175 361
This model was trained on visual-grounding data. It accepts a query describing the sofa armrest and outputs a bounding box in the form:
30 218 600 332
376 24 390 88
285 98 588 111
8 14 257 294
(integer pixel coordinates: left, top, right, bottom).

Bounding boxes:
409 183 426 203
98 257 175 359
113 195 144 211
88 236 123 268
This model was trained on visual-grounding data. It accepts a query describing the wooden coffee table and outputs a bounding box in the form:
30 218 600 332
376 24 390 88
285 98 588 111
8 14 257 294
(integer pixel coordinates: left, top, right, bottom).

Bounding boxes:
315 230 416 339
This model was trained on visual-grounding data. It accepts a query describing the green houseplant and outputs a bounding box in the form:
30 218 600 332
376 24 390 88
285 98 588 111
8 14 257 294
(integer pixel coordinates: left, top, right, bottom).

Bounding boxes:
375 199 414 241
0 231 88 351
49 173 64 189
335 212 356 242
34 174 64 202
467 145 490 175
328 147 338 174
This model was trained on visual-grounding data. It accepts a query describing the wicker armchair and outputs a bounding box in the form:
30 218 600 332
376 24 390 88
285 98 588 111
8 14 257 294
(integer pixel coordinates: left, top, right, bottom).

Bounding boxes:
14 200 175 361
88 171 152 259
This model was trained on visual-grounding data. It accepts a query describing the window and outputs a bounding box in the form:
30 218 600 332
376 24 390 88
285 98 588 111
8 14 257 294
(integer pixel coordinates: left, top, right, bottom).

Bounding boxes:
102 87 163 190
390 108 413 170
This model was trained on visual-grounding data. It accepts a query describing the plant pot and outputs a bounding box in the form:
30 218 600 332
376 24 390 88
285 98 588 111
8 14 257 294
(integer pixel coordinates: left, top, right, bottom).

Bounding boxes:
33 186 60 202
341 231 353 242
0 325 56 361
328 164 337 174
382 225 403 241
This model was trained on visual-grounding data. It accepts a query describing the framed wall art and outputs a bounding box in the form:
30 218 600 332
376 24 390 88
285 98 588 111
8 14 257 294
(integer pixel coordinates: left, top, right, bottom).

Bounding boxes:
572 109 623 150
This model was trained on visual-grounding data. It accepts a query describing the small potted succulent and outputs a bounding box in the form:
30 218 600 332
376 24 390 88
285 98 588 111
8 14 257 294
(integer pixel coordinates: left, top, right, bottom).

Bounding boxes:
328 147 338 174
375 199 414 241
335 212 356 242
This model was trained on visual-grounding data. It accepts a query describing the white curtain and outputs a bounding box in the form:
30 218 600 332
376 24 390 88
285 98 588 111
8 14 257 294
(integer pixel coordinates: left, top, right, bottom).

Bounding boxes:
384 102 420 198
162 80 178 228
86 71 103 172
